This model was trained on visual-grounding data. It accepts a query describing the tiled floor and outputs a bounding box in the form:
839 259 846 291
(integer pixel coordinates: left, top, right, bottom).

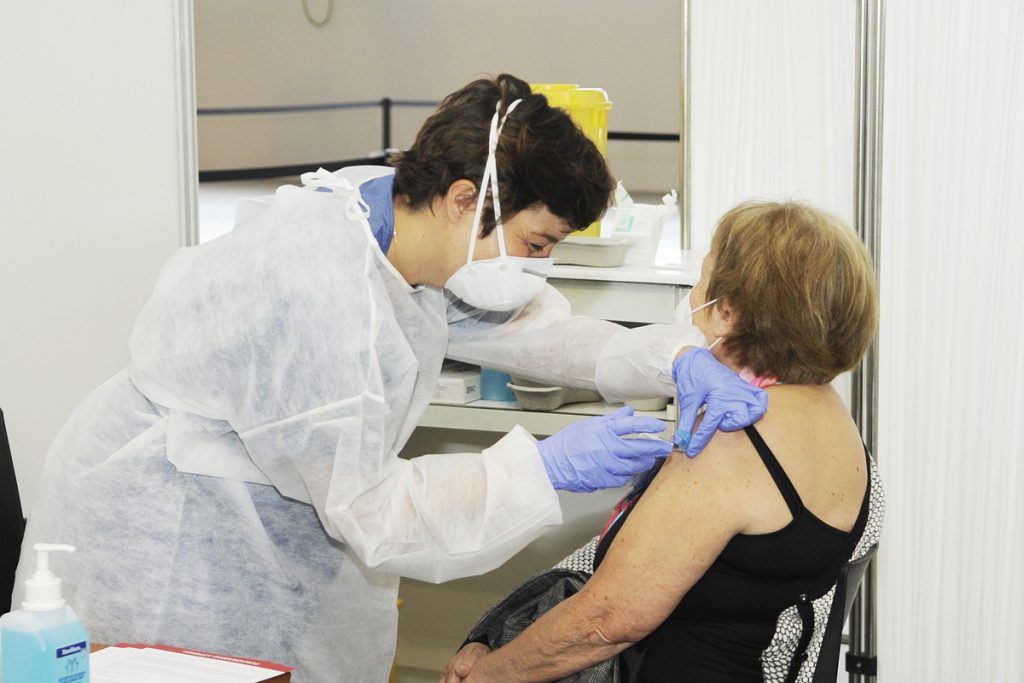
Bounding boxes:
198 178 288 243
393 666 440 683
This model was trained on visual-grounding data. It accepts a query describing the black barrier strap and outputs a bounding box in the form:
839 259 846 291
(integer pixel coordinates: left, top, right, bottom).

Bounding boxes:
195 99 679 182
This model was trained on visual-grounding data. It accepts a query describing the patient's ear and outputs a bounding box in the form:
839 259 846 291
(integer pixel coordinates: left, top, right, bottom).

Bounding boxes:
710 299 736 337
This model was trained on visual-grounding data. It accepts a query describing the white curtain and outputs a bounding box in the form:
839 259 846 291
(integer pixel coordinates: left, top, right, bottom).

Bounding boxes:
877 1 1024 680
692 1 1024 678
689 0 856 255
688 0 858 466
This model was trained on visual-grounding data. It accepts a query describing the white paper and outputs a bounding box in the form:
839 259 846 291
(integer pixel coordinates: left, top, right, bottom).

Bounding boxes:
91 646 284 683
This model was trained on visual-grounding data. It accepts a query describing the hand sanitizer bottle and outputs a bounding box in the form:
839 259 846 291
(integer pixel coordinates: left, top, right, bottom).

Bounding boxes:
0 544 90 683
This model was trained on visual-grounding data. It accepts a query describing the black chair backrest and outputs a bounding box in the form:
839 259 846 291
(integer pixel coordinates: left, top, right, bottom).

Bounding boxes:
1 407 27 615
812 543 879 683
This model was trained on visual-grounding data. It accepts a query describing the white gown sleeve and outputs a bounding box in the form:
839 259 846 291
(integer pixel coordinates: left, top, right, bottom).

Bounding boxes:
446 284 619 390
446 283 706 402
326 426 561 583
130 184 560 583
592 321 705 402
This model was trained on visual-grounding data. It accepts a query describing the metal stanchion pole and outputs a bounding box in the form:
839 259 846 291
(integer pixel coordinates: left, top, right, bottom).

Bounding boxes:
850 0 885 680
679 0 691 250
381 97 393 153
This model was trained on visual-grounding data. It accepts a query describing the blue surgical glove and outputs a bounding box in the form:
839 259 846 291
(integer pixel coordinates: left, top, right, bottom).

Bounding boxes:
537 406 673 493
672 347 768 457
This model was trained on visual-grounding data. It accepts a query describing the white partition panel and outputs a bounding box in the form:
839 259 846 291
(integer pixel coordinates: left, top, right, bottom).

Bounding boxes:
687 0 857 256
0 1 195 511
877 0 1024 679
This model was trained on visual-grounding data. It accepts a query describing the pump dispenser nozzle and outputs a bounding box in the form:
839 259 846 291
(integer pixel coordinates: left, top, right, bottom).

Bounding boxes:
22 543 75 611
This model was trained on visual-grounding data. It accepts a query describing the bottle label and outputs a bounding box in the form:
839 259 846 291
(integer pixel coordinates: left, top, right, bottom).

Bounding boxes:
55 640 89 683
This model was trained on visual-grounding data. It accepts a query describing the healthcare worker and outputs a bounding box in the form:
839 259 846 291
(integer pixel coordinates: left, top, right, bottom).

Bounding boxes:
13 74 765 681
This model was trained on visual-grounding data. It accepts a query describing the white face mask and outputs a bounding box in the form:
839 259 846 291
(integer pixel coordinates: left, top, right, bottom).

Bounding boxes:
444 99 555 312
677 291 720 348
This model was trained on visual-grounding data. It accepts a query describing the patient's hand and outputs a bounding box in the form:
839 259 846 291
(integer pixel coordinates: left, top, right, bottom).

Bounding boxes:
441 642 491 683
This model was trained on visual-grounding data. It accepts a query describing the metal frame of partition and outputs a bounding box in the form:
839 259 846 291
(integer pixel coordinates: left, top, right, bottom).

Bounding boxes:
850 0 885 680
680 0 692 250
174 0 198 246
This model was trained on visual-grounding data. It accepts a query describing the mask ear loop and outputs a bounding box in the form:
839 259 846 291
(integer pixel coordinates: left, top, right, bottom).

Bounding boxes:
465 99 522 264
489 99 521 258
690 297 718 315
691 297 722 350
465 109 499 265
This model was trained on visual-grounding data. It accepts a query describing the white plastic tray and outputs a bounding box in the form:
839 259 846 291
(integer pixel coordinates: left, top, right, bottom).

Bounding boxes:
552 237 631 267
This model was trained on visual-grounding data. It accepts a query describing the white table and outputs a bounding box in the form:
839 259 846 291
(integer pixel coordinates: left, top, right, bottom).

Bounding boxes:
546 250 702 324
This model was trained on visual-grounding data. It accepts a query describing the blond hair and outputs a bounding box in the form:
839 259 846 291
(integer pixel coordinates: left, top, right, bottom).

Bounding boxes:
706 201 878 384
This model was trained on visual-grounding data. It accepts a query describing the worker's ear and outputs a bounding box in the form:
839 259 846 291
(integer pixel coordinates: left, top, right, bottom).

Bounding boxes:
443 179 479 225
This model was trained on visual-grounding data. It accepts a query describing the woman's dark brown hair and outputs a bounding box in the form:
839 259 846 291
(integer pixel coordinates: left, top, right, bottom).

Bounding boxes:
391 74 614 235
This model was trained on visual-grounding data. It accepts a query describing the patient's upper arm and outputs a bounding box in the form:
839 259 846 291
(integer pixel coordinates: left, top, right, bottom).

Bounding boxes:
575 433 752 644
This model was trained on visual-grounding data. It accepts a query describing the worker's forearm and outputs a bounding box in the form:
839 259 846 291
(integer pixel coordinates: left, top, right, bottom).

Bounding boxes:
594 323 705 402
326 427 560 583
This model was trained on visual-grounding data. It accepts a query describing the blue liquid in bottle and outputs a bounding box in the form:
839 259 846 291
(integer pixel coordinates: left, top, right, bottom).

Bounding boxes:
1 544 90 683
1 606 90 683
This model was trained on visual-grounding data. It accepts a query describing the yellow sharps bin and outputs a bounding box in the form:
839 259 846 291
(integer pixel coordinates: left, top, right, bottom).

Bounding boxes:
531 83 613 237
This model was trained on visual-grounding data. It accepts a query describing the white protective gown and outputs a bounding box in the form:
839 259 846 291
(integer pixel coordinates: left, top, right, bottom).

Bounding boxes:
15 166 696 682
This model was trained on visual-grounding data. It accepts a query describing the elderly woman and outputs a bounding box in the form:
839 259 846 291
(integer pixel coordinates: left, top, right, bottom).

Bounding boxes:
444 201 885 682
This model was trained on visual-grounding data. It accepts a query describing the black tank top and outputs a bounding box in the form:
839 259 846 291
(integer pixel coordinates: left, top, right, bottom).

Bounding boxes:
593 426 871 682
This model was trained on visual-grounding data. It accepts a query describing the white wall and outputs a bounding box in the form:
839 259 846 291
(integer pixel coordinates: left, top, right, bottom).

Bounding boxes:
0 3 192 511
193 0 681 193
